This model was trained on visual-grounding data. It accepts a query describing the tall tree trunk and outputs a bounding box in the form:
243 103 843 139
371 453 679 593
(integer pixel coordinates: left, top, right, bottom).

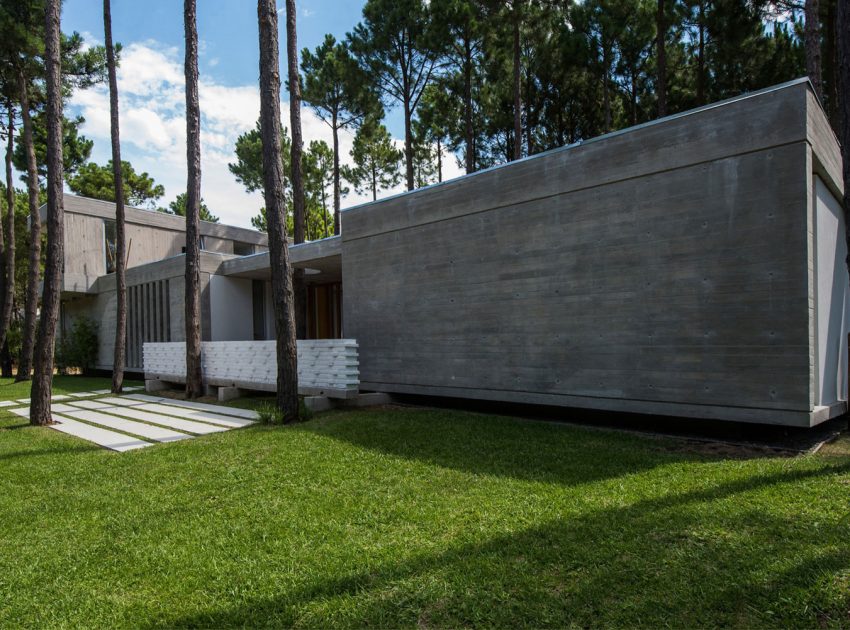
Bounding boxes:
657 0 668 117
259 0 299 421
838 0 850 279
1 339 11 378
371 160 377 201
807 0 824 100
17 71 40 382
183 0 203 399
631 69 638 126
436 137 442 183
30 0 64 426
105 0 127 394
512 6 522 161
285 0 307 340
697 1 706 105
602 49 612 132
332 112 341 235
1 106 16 361
827 0 840 129
464 35 475 173
404 97 414 190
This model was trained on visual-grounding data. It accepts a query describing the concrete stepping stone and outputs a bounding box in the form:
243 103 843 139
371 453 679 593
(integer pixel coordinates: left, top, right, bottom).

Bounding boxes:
9 408 151 452
51 404 80 413
126 394 260 420
103 406 228 435
90 389 112 395
69 392 97 398
135 403 255 428
62 409 190 443
51 395 71 401
0 400 18 407
68 399 113 410
122 386 143 392
10 404 84 414
97 396 147 407
16 398 30 404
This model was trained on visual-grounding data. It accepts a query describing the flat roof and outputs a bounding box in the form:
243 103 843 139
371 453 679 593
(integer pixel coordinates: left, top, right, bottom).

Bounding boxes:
342 77 819 217
44 193 269 246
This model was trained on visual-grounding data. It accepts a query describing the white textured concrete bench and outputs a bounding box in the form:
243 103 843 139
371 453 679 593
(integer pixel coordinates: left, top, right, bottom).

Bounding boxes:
143 340 360 400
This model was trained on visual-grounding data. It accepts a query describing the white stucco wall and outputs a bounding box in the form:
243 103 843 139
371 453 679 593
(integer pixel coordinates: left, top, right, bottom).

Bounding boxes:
814 176 849 406
209 276 254 341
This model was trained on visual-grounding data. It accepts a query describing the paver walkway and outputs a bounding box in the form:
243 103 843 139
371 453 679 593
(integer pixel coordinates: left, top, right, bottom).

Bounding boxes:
9 389 257 452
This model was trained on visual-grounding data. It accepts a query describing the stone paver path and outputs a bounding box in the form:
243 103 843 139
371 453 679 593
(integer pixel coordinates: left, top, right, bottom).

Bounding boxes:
8 391 257 452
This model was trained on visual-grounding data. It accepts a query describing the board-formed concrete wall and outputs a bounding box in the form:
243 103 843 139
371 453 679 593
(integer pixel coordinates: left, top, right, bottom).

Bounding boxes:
342 79 846 427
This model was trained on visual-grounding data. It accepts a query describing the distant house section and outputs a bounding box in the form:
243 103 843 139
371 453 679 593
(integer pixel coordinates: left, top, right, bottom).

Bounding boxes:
55 195 343 372
53 195 269 294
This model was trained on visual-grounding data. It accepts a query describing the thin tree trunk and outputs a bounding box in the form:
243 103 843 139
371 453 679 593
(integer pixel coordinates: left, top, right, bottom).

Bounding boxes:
657 0 668 117
30 0 64 427
285 0 307 340
371 160 377 201
838 0 850 279
464 35 475 173
602 49 612 132
697 1 706 105
183 0 203 399
631 69 638 126
827 0 840 128
512 6 522 161
259 0 299 421
105 0 127 393
1 339 11 378
16 71 40 382
404 98 414 190
1 106 16 360
807 0 824 100
332 112 341 235
436 137 442 183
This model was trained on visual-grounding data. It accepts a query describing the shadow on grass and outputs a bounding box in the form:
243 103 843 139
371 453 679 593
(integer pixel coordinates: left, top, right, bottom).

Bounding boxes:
293 407 762 486
159 461 850 628
0 445 101 461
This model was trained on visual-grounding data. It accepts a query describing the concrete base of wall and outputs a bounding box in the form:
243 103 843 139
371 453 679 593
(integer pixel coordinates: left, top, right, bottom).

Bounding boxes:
145 379 173 392
304 392 394 413
217 386 244 402
359 382 848 428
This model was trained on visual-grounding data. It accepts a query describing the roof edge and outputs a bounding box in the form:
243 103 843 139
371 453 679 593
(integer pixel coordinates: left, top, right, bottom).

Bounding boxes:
342 77 815 216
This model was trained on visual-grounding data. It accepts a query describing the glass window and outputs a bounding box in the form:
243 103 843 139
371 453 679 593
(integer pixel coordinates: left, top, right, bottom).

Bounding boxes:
234 241 255 256
104 219 117 273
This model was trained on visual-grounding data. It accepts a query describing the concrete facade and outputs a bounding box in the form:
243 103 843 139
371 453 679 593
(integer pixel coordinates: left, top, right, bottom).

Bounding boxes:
57 79 847 427
341 79 847 427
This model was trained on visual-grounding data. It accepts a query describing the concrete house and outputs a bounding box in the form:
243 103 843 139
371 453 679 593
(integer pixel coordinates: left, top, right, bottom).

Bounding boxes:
58 78 848 427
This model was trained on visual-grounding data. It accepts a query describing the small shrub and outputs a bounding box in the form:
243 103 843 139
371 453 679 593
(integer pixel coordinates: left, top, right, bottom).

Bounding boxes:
256 398 313 424
256 402 284 425
57 317 99 375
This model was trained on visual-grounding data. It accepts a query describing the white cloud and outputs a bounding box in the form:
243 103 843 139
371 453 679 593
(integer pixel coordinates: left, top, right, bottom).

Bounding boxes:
68 39 462 229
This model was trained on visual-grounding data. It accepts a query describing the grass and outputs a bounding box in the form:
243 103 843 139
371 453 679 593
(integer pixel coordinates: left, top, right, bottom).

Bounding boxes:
0 374 144 400
0 376 848 627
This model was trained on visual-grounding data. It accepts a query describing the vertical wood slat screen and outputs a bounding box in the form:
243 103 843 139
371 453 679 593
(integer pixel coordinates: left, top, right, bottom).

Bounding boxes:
126 280 171 369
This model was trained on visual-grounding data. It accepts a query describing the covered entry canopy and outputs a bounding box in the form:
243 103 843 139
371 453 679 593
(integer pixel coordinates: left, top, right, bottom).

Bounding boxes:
220 235 342 284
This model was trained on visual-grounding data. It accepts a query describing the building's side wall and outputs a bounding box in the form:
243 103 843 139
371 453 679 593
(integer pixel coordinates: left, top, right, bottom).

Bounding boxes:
64 255 224 371
343 83 821 425
209 276 254 341
813 175 849 406
63 213 108 292
125 223 185 266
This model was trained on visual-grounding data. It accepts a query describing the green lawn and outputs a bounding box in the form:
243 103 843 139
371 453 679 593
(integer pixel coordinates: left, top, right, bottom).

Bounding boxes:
0 374 144 400
0 376 848 628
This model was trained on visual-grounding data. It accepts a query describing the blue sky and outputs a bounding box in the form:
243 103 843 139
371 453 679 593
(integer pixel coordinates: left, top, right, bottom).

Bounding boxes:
59 0 435 228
